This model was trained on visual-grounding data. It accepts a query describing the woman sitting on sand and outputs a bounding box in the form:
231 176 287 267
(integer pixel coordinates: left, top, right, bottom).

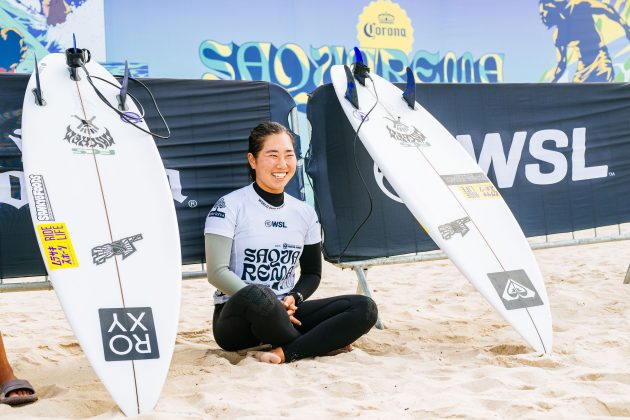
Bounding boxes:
204 121 378 363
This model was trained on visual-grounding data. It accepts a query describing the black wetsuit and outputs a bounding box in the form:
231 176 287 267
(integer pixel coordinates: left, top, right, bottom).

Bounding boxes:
211 184 378 362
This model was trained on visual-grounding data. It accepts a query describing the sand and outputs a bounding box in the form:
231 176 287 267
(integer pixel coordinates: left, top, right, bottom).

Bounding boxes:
1 240 630 419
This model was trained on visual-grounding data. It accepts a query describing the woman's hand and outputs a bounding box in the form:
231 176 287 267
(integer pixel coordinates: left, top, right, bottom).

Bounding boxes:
282 295 302 326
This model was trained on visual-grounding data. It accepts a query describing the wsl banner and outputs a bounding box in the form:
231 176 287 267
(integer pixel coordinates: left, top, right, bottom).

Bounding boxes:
306 83 630 262
102 0 630 112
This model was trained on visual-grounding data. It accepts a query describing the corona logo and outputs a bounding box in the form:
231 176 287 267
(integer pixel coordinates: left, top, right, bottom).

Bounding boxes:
357 0 414 54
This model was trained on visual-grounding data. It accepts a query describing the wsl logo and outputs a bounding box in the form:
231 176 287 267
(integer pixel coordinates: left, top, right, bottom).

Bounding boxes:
384 116 429 148
357 0 414 55
64 115 115 149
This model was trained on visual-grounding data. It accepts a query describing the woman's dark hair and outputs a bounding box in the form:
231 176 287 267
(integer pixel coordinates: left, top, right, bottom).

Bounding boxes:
248 121 294 181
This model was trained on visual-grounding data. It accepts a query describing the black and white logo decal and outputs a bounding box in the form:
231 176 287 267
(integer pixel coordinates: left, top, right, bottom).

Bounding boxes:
384 116 429 148
487 270 544 310
438 217 471 240
207 198 226 218
64 115 115 149
98 307 159 361
28 174 55 221
92 234 143 265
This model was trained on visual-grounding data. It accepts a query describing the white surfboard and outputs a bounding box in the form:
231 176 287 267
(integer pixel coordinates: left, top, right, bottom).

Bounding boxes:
21 52 182 415
331 63 552 354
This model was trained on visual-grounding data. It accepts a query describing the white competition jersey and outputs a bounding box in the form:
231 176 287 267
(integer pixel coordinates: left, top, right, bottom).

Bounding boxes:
204 184 321 305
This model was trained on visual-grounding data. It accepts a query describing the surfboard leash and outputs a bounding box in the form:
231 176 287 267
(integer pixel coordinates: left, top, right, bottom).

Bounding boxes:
337 69 380 262
81 66 172 139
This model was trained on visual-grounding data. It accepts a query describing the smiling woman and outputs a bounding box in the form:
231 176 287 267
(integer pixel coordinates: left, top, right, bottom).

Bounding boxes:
203 121 378 364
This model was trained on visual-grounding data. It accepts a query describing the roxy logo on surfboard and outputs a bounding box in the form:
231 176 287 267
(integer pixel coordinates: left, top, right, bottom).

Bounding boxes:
91 234 143 265
64 115 115 150
487 270 544 310
98 307 160 361
384 116 430 148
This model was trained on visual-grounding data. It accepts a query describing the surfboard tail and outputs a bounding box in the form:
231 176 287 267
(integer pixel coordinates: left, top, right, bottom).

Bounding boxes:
402 66 416 109
343 65 360 109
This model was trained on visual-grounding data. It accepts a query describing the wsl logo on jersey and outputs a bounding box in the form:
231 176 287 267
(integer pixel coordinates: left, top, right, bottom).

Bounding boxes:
265 220 287 228
63 115 115 149
384 116 430 148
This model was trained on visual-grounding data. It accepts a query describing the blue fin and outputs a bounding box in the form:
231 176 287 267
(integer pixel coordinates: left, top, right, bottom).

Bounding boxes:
344 65 359 109
402 67 415 109
118 60 129 111
352 47 369 86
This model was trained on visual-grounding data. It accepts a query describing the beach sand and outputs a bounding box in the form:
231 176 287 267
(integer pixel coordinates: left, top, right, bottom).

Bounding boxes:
1 240 630 419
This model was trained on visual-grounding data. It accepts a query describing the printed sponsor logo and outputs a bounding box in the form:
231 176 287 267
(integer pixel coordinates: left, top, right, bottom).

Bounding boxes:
438 217 471 240
357 0 414 55
207 197 226 218
258 197 284 209
98 307 160 361
352 110 369 122
282 243 301 250
29 174 54 221
63 115 115 150
455 127 609 188
265 220 287 228
72 147 115 156
487 269 544 310
441 173 500 200
37 223 79 270
384 116 430 148
241 247 300 292
92 234 143 265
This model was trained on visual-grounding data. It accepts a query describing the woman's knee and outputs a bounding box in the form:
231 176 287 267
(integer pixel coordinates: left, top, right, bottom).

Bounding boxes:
354 295 378 328
234 284 280 317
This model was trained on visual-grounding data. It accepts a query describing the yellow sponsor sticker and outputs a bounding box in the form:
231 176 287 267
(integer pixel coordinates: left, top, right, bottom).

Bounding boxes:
456 183 500 200
37 223 79 270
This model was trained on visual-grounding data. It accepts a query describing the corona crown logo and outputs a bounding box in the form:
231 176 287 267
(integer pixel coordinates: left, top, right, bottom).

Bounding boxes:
357 0 414 54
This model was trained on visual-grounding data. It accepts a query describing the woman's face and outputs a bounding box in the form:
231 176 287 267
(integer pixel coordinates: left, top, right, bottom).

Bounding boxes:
248 132 296 194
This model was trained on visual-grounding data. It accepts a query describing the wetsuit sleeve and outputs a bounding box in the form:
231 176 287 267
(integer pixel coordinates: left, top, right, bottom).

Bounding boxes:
205 233 247 296
290 242 322 301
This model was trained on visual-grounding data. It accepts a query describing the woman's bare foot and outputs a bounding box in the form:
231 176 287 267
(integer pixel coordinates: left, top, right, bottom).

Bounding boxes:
325 344 354 357
254 347 285 364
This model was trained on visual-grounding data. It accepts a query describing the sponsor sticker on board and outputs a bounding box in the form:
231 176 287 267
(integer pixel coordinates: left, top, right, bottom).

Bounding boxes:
441 173 500 200
29 174 55 221
37 223 79 270
91 234 143 265
98 307 160 361
487 269 544 310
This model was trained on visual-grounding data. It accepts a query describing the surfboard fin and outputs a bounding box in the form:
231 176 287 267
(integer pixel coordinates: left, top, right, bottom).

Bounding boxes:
402 66 416 109
32 54 45 106
65 34 91 81
117 60 129 111
352 47 369 86
343 65 360 109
